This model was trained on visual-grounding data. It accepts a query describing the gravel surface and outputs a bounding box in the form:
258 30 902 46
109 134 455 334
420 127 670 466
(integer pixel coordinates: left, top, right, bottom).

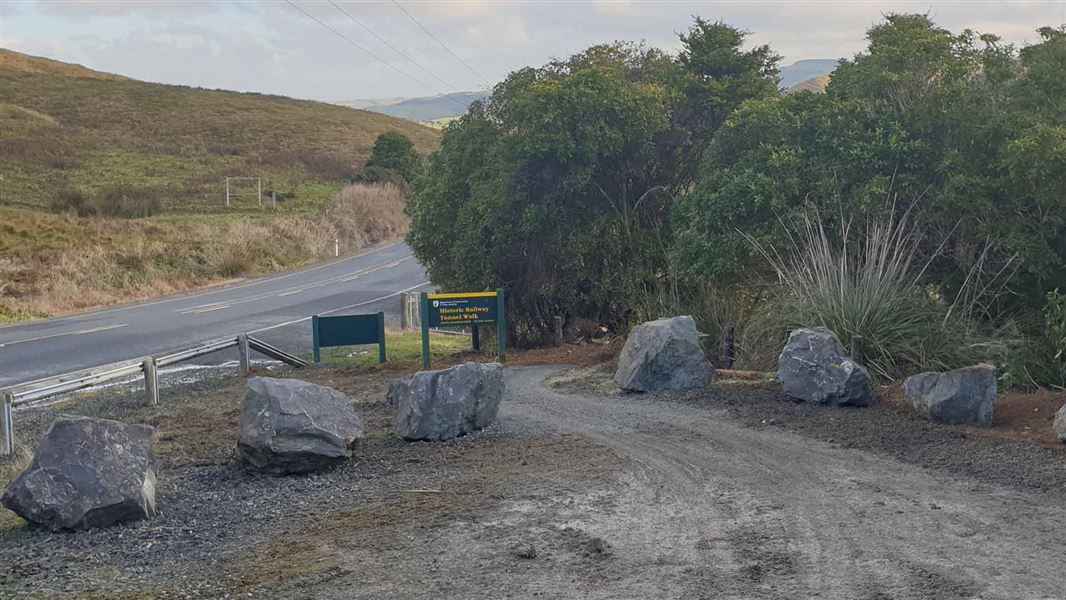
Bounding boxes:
1 363 1064 599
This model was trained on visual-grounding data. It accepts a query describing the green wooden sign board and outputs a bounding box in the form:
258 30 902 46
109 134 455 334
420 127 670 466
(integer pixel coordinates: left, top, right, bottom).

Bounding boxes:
420 289 505 368
312 312 386 364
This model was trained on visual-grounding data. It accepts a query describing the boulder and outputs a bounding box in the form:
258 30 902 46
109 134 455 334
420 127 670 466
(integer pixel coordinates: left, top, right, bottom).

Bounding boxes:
2 416 156 531
777 329 872 406
389 362 504 441
237 377 363 474
903 364 996 427
614 316 715 392
1056 403 1066 443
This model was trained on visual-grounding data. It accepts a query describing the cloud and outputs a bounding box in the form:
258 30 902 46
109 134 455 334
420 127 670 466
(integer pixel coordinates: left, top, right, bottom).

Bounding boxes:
4 0 1063 100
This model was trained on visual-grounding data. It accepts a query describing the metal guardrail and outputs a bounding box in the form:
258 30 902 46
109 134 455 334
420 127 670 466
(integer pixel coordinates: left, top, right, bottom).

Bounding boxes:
0 333 309 455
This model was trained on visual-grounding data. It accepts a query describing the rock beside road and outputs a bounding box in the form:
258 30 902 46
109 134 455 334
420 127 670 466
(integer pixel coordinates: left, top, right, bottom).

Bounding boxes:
389 362 504 441
1054 403 1066 443
777 329 872 407
903 365 996 427
237 377 363 474
2 416 157 531
614 316 715 392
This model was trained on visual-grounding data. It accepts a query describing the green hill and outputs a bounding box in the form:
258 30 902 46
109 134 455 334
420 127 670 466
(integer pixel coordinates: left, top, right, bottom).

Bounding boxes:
0 50 439 322
0 49 439 211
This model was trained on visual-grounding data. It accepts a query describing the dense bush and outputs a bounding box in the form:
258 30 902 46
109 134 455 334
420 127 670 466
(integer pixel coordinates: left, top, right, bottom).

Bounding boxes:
407 20 779 342
49 185 162 218
358 131 422 184
673 17 1066 317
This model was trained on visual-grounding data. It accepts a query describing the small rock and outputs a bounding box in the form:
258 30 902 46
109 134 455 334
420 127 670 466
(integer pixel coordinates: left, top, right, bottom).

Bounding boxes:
389 362 504 441
2 416 157 531
903 364 996 427
614 316 715 392
777 329 872 406
510 543 537 559
237 377 363 474
1055 403 1066 443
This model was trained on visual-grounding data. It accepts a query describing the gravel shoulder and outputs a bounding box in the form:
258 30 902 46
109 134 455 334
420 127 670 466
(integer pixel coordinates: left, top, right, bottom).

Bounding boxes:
1 360 1064 599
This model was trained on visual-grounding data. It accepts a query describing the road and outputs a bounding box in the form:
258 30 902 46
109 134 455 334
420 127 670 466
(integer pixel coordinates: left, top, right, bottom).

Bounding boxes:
0 241 429 388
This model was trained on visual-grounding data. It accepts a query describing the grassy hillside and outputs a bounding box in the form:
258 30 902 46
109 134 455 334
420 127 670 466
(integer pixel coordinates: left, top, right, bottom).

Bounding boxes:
0 50 439 322
787 75 831 93
0 49 439 211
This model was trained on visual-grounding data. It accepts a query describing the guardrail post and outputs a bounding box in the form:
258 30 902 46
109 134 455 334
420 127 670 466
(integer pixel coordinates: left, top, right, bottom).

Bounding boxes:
142 358 159 407
2 392 14 456
238 334 250 375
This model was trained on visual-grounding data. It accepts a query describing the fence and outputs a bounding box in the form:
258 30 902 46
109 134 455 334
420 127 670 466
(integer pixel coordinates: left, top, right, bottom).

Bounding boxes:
0 334 309 455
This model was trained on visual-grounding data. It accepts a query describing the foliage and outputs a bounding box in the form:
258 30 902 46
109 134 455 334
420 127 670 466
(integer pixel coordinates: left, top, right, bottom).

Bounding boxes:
673 16 1066 320
1003 291 1066 390
408 21 779 341
749 209 997 380
360 131 423 183
49 185 162 219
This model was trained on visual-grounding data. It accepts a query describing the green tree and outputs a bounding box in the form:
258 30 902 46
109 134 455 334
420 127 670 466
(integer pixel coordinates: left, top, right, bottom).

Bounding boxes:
362 131 422 183
408 21 779 340
673 14 1066 315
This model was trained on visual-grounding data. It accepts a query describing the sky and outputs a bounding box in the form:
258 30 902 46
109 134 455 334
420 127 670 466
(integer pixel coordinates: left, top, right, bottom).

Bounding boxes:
2 0 1064 102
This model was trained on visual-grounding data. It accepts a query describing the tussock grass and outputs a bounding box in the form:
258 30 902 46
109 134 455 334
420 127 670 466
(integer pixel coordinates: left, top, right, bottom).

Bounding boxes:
0 184 409 321
744 208 1004 380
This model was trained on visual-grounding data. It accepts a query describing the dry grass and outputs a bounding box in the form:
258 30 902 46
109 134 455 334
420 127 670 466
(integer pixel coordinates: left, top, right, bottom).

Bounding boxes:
0 184 409 320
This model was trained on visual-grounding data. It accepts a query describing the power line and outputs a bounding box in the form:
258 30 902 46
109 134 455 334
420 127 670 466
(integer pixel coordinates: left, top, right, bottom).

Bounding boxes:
285 0 440 94
327 0 458 93
390 0 492 89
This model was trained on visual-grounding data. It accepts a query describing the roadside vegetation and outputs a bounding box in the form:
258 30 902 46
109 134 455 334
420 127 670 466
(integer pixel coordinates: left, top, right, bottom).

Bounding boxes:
408 15 1066 390
0 49 439 322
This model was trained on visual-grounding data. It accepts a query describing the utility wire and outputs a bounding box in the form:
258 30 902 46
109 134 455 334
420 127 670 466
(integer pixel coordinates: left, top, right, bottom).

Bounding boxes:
390 0 492 89
285 0 440 94
328 0 458 93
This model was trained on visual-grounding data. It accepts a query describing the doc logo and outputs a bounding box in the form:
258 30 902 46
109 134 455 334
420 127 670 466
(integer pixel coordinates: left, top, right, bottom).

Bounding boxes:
432 300 439 307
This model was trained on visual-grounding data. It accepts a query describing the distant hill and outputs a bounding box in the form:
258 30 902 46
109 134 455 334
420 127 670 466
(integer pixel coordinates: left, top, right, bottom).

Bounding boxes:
0 49 440 211
337 91 490 123
779 59 838 89
787 75 831 94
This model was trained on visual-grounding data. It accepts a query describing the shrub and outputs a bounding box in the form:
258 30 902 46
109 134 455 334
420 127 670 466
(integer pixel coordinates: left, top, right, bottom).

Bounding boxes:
747 208 1001 380
48 185 162 219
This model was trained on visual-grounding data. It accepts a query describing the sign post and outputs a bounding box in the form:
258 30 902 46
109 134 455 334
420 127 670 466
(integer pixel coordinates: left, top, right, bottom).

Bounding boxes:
312 312 386 364
420 289 505 368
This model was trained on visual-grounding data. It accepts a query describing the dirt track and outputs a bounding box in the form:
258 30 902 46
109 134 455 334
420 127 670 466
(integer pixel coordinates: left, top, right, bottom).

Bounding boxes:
1 364 1064 599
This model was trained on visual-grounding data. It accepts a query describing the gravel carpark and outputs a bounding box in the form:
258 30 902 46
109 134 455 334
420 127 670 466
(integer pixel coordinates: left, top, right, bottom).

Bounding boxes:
0 354 1064 600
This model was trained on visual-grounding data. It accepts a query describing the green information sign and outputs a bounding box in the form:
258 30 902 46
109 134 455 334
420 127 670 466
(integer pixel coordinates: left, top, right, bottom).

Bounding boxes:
420 289 505 368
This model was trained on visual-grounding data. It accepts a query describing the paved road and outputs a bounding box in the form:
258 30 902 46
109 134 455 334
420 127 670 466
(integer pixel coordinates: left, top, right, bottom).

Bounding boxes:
0 242 430 388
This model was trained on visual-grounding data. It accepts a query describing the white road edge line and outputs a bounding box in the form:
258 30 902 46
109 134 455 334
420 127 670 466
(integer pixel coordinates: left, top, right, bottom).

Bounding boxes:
0 323 130 348
277 290 303 297
248 281 433 335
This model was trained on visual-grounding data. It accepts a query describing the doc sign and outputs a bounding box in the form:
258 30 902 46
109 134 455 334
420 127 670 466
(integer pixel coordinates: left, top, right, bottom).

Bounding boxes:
419 289 505 367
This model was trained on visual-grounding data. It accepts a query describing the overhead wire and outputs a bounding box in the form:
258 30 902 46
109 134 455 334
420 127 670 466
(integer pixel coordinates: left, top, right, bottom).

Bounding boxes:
285 0 441 94
389 0 492 89
327 0 458 93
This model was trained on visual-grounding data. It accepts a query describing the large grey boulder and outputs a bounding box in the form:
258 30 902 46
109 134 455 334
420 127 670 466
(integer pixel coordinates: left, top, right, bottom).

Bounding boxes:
614 316 715 392
2 416 156 531
389 362 504 441
903 365 996 427
237 377 363 474
1055 403 1066 443
777 329 873 406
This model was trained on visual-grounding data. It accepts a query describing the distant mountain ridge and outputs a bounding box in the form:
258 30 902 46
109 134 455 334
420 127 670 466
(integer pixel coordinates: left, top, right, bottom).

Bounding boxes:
338 60 840 125
778 59 839 89
336 91 490 123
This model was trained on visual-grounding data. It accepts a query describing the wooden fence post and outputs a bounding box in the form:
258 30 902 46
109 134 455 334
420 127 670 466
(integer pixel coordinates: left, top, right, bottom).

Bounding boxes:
851 335 865 365
553 316 563 347
721 325 736 369
143 358 159 406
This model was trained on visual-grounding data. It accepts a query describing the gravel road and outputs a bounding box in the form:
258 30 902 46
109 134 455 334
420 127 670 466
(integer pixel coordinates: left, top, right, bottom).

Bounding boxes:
1 364 1063 599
